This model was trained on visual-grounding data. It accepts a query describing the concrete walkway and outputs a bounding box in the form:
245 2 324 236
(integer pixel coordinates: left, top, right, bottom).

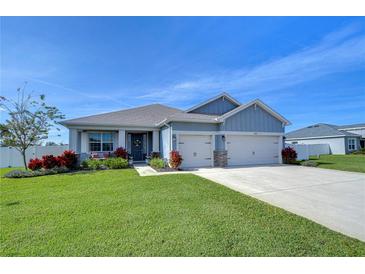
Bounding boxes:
193 165 365 241
133 164 158 176
133 163 191 176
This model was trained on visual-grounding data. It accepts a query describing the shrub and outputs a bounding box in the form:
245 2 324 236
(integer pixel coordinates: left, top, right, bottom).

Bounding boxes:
43 166 69 175
149 158 165 169
82 159 104 170
4 169 34 178
150 152 160 159
300 160 319 167
55 156 66 167
4 167 69 178
28 158 43 170
42 155 58 169
81 160 89 169
281 147 297 164
169 150 183 169
104 158 128 169
61 150 77 168
114 147 128 159
352 148 365 155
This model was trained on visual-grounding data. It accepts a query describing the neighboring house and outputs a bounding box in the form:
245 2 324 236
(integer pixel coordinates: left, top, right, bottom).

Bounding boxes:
60 92 290 168
285 123 364 155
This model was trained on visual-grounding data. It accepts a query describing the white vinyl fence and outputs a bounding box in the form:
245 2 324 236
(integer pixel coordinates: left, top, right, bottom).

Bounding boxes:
0 145 69 168
285 144 330 160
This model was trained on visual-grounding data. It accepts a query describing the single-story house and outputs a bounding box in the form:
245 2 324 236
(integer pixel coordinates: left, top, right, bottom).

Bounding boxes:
285 123 364 155
60 92 290 168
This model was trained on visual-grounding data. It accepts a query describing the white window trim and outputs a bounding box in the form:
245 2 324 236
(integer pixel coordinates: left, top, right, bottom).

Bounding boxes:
348 138 357 151
88 132 114 152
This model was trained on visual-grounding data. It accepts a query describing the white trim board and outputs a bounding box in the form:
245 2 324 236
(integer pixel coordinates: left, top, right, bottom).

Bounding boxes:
173 130 283 136
155 117 219 126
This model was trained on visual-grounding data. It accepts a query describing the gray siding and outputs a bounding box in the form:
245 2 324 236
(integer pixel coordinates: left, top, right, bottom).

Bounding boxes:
160 125 171 159
189 97 237 115
221 105 284 133
147 131 153 155
344 136 361 154
215 135 225 151
171 122 219 131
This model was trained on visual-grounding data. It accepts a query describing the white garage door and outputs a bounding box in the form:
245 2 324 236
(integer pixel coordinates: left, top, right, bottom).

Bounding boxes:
227 135 279 166
178 135 212 168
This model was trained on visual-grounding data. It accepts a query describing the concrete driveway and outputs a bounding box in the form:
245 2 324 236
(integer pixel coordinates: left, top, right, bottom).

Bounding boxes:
194 165 365 241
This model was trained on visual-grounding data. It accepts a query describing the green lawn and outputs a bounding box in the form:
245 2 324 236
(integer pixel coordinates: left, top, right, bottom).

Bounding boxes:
309 154 365 173
1 169 364 256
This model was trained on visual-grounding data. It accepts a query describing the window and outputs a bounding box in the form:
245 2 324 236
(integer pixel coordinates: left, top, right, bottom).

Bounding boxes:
348 138 356 151
89 132 114 152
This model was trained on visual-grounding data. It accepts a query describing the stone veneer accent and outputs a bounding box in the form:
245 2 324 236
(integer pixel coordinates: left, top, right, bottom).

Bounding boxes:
214 150 227 167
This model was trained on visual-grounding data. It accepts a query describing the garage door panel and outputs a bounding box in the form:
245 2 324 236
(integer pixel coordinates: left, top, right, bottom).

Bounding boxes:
227 135 279 166
179 135 212 168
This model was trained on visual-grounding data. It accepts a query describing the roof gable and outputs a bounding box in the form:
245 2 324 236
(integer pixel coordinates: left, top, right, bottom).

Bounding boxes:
218 99 291 126
186 92 240 115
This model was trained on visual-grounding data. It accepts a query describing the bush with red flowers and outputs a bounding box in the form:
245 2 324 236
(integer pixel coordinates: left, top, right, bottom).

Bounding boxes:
41 155 58 169
281 147 297 164
28 158 43 170
114 147 128 159
61 150 77 168
55 156 67 167
169 150 183 169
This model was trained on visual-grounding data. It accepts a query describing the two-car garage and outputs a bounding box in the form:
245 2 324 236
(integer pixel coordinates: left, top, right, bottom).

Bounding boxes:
177 133 281 168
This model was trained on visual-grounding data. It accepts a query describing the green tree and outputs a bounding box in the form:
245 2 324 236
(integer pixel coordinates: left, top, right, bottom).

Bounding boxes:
0 85 64 169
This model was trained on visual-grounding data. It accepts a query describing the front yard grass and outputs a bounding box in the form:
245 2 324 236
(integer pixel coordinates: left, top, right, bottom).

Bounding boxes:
309 154 365 173
1 169 364 256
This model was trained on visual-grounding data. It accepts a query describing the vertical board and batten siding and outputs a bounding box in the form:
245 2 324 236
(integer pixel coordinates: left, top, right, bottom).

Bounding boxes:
189 97 238 115
220 105 284 133
215 135 225 151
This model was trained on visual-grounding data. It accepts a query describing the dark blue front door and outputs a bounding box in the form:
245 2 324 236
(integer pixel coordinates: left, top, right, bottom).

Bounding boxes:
131 134 144 161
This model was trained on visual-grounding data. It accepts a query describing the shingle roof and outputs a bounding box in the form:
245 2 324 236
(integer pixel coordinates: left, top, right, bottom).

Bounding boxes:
60 104 182 127
337 123 365 129
60 92 290 128
159 112 219 125
285 123 361 139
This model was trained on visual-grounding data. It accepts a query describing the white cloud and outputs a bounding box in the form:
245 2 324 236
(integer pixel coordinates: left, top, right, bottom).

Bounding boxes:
28 78 136 108
140 24 365 103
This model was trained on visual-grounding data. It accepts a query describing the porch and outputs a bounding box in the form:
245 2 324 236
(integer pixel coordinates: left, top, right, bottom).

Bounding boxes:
68 128 160 162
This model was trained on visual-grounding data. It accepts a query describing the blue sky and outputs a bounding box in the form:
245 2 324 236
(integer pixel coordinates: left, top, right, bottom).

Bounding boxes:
1 17 365 144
